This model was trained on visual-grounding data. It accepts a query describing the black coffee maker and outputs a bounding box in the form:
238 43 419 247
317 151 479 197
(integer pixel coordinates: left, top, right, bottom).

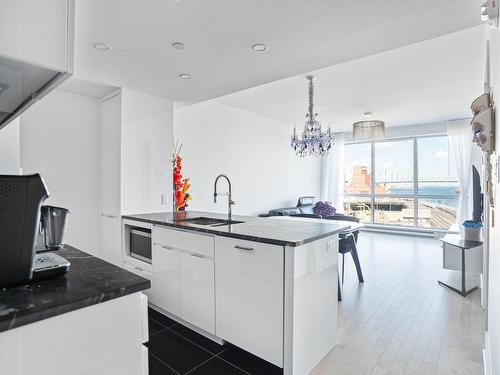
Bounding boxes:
0 174 48 287
0 174 70 288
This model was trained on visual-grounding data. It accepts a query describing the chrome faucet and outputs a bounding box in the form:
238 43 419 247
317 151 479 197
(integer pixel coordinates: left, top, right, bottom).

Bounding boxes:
214 174 235 221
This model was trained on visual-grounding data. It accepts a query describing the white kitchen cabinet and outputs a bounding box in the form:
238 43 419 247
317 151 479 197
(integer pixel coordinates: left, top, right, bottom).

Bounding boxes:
151 226 215 334
100 92 122 217
153 226 214 258
0 293 147 375
100 215 123 267
215 237 284 367
123 262 153 299
99 92 123 264
120 90 173 214
99 90 173 262
152 244 181 317
180 252 215 334
0 0 74 72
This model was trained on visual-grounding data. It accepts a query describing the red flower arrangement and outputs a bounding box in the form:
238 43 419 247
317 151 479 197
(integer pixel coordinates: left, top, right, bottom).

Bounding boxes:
173 141 191 211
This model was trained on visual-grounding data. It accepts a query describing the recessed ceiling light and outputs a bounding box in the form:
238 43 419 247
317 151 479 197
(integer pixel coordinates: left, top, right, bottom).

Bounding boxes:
92 42 110 51
172 42 187 50
251 43 268 52
179 73 193 80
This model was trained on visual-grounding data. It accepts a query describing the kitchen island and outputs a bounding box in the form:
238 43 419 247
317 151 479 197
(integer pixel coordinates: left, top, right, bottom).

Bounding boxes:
123 211 348 375
0 246 150 375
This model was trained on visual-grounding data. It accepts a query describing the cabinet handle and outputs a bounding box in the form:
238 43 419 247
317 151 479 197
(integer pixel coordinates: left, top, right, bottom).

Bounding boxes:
155 243 174 251
235 245 254 252
134 266 144 272
101 213 119 219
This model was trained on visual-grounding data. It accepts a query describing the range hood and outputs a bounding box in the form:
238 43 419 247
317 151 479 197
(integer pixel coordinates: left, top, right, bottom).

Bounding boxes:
0 55 70 130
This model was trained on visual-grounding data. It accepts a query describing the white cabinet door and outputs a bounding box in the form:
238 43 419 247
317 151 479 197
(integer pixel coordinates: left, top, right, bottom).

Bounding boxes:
180 253 215 334
100 93 122 217
0 293 144 375
215 237 284 367
120 89 173 214
0 0 71 72
152 244 181 316
100 215 122 267
123 262 153 299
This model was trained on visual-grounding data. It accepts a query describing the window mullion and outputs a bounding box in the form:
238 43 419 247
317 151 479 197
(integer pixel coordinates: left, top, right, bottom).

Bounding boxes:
371 140 375 225
413 138 418 228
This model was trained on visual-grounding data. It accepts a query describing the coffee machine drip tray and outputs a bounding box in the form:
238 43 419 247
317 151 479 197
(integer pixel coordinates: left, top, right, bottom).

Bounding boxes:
32 253 71 281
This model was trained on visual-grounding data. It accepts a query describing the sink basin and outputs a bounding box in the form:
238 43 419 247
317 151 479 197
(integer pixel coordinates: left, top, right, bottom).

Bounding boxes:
174 216 244 227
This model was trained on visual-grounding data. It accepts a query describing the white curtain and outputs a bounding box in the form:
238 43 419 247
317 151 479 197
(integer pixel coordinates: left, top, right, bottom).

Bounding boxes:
447 120 473 226
321 132 345 212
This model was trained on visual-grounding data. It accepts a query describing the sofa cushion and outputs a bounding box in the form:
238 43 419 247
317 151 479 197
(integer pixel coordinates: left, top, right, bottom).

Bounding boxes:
298 204 314 214
268 207 301 216
297 196 315 206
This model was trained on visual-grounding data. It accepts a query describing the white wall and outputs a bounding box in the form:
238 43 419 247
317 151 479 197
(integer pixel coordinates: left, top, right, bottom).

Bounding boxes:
0 117 20 174
487 25 500 375
174 101 322 216
20 89 100 255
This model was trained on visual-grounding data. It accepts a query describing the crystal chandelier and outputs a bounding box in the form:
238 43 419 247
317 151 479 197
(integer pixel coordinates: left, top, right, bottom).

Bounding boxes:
290 75 334 157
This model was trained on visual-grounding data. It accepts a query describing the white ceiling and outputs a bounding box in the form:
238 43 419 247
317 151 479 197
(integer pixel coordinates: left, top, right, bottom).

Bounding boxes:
74 0 482 105
217 26 486 131
58 77 117 98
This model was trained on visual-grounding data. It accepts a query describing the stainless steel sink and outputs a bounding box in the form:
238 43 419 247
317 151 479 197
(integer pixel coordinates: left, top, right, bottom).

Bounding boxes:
174 216 244 227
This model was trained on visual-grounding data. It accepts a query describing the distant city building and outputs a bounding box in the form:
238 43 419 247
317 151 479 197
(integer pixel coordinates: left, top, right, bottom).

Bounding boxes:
345 166 388 194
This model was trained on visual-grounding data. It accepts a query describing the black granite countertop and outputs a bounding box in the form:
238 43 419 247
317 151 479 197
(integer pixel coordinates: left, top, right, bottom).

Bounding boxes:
0 246 150 333
123 210 348 247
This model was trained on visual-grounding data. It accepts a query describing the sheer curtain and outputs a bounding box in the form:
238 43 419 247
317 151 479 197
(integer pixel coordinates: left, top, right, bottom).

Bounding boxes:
447 119 473 227
321 132 345 212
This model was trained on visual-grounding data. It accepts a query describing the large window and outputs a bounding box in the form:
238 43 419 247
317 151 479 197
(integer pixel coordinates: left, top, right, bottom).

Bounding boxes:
344 135 459 229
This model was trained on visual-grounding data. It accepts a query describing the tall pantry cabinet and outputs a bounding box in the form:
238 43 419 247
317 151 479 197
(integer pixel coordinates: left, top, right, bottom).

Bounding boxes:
98 89 173 265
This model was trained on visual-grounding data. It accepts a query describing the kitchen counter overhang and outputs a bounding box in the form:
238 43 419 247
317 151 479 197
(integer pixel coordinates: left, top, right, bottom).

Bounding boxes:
122 210 348 247
0 246 150 333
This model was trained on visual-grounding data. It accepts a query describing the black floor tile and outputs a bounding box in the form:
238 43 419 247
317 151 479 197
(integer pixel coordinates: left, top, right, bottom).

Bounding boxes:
149 319 166 336
149 354 178 375
187 357 247 375
219 346 283 375
146 328 213 374
170 323 229 355
149 308 178 328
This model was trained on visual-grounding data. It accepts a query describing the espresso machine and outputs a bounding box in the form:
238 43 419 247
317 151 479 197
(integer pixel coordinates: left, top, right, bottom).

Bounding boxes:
0 174 70 288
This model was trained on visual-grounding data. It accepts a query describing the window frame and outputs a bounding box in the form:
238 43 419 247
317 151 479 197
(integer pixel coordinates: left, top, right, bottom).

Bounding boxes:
344 134 459 229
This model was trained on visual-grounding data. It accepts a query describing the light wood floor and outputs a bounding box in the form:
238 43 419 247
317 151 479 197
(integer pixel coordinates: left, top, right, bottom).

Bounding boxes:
312 232 484 375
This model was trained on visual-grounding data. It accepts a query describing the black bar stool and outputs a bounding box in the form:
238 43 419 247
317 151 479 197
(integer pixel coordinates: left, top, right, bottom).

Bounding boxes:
324 214 364 301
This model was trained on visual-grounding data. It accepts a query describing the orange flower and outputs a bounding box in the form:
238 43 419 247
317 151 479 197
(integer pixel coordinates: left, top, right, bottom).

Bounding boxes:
172 152 191 210
181 180 190 193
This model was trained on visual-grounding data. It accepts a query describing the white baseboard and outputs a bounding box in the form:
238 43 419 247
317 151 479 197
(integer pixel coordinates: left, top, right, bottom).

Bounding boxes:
484 331 492 375
148 303 224 345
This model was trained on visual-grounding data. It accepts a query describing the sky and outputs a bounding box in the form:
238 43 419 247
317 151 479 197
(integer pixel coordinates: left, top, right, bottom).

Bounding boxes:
344 136 456 183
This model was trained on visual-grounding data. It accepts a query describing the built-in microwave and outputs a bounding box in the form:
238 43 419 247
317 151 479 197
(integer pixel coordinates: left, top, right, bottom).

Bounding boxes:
129 227 152 264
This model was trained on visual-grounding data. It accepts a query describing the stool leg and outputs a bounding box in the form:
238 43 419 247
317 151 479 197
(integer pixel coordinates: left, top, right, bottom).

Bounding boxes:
350 239 364 283
338 275 342 301
342 253 346 284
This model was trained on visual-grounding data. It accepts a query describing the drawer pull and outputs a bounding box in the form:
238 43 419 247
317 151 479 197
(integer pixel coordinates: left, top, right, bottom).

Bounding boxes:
155 243 174 251
235 245 254 252
134 266 144 271
190 253 206 258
